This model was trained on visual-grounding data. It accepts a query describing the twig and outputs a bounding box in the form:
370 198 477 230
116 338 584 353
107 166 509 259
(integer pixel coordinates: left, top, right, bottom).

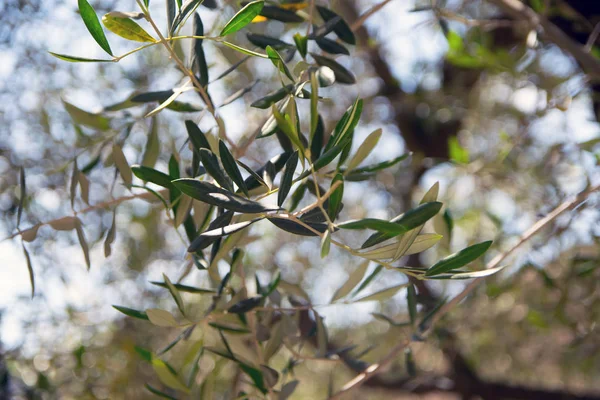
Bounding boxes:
350 0 395 32
486 0 600 79
329 340 410 399
4 189 169 242
424 183 600 334
585 22 600 52
328 183 599 399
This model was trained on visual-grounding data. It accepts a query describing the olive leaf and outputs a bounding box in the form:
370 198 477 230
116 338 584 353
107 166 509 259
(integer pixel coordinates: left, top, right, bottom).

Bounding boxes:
172 179 277 213
220 1 264 36
425 241 493 277
102 12 156 42
78 0 112 55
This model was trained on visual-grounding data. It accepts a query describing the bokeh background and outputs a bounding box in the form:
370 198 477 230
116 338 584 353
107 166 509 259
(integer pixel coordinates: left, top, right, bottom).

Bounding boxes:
1 0 599 398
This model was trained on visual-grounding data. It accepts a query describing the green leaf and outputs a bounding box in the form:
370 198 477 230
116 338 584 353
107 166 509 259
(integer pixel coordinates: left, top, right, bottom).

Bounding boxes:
346 128 382 173
242 152 291 191
316 37 349 55
331 260 369 302
258 4 304 22
310 72 319 140
132 165 174 189
150 281 215 294
112 144 132 186
316 6 356 45
327 98 363 151
172 179 277 213
327 173 344 220
278 151 298 207
190 219 261 250
219 141 248 196
239 364 267 394
220 1 264 36
63 100 110 131
339 218 410 234
265 271 281 297
407 284 417 324
191 12 209 87
311 54 356 84
361 202 443 249
141 117 159 168
289 182 307 212
170 0 203 34
425 241 493 277
163 274 186 316
207 322 250 334
352 265 383 297
320 228 331 258
448 136 469 164
103 212 116 257
267 217 327 236
49 52 113 63
199 148 234 192
237 160 268 190
113 305 149 320
145 87 191 117
293 33 308 58
228 296 263 314
354 283 409 303
17 166 25 228
297 135 352 180
78 0 112 55
102 12 156 42
247 33 290 49
266 45 294 81
221 41 268 58
272 103 304 157
428 265 506 280
75 219 91 270
347 153 410 175
144 384 178 400
22 244 35 298
310 115 325 162
251 85 291 109
185 120 211 151
167 0 176 32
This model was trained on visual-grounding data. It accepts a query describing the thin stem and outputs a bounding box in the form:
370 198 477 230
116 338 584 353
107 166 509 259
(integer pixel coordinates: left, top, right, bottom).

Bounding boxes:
4 189 169 242
422 183 600 335
114 41 161 61
350 0 395 32
329 340 410 399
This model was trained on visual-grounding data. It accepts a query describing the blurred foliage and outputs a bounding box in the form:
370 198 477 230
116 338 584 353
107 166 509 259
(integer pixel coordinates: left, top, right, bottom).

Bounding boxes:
0 0 599 399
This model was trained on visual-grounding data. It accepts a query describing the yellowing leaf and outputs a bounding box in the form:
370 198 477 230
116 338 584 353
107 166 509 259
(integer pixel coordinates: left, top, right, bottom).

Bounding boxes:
251 15 268 23
280 3 308 11
102 12 156 42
